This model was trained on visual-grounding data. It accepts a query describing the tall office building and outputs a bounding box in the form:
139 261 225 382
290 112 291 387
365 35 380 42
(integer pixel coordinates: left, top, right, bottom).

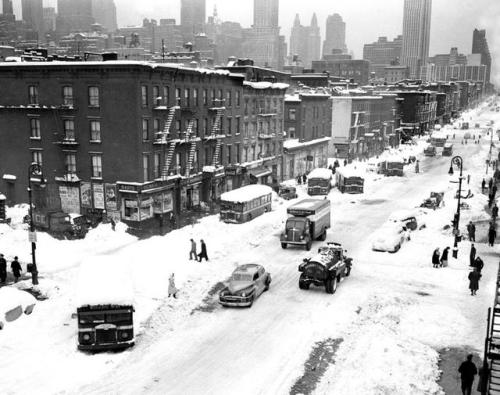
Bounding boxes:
323 13 346 57
2 0 13 14
22 0 45 39
180 0 206 41
244 0 283 69
43 7 56 32
92 0 117 32
363 35 403 78
289 13 320 68
56 0 94 35
472 29 492 83
401 0 432 79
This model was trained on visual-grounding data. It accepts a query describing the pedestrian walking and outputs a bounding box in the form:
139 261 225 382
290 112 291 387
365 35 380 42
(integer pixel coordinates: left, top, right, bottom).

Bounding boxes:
415 160 420 173
489 222 497 246
489 192 494 208
458 354 478 395
469 243 476 267
474 256 484 275
0 253 6 283
302 174 307 184
198 239 209 262
493 184 498 197
489 178 493 191
482 178 486 193
440 247 450 268
344 159 347 167
467 221 476 242
189 238 197 260
468 268 480 296
10 256 21 283
467 174 470 184
168 273 178 298
297 175 302 185
493 203 499 220
432 248 440 268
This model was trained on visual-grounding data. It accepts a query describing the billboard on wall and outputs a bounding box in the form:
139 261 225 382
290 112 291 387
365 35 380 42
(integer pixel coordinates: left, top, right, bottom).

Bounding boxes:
105 184 118 211
80 182 92 208
93 184 105 209
59 186 81 214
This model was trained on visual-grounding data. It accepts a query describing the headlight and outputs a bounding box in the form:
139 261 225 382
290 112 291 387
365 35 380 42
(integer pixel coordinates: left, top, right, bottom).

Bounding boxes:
300 235 304 240
83 334 90 341
242 293 246 297
121 332 129 339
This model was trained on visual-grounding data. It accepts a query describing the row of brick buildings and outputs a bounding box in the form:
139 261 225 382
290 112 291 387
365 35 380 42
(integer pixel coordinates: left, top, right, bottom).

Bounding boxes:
0 59 486 235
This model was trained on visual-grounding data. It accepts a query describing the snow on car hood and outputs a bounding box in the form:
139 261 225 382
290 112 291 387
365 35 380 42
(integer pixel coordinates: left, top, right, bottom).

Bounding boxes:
227 281 254 294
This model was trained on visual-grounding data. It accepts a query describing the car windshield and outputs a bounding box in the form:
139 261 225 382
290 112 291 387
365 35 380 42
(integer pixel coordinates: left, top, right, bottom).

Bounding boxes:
231 273 253 282
286 219 305 230
309 179 330 187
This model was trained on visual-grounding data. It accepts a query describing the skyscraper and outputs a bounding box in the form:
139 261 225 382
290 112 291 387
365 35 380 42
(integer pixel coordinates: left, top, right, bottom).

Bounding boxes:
363 35 403 78
289 13 321 68
472 29 492 83
22 0 45 40
401 0 432 79
2 0 13 15
323 13 346 57
180 0 206 41
56 0 94 35
253 0 279 28
92 0 117 32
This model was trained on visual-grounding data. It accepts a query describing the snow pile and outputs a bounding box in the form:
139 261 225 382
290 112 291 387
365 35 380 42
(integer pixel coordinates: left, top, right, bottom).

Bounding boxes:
243 81 289 90
220 184 272 203
336 167 364 179
308 168 333 179
0 287 36 317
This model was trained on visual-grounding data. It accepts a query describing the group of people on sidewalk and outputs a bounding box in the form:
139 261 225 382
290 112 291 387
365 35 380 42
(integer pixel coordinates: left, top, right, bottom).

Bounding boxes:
0 254 22 284
431 247 450 268
189 239 209 262
468 243 483 296
466 219 497 247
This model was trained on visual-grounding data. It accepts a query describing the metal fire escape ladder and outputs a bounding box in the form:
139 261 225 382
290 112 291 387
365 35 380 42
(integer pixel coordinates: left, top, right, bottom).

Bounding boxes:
487 264 500 394
159 106 179 179
211 107 225 167
185 120 197 177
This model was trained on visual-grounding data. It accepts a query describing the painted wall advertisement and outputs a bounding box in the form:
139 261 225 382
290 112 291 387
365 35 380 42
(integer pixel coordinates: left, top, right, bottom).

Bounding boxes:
93 183 105 209
80 182 92 208
59 186 80 214
105 183 118 211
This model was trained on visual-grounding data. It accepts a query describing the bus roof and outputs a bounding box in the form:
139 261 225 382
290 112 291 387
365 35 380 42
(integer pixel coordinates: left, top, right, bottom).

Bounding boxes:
76 256 134 307
336 167 364 179
220 184 273 203
308 168 332 180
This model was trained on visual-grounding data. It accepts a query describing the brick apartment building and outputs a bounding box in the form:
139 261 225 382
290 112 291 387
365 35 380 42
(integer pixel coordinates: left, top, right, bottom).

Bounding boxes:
0 61 287 234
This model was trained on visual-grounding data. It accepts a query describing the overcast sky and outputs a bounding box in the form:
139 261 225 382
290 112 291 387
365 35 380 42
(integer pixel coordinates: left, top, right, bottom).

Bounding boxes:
10 0 500 82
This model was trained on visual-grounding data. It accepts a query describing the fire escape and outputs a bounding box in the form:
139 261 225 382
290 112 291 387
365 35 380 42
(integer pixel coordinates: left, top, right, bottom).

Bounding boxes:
184 119 197 177
206 105 225 168
154 106 179 179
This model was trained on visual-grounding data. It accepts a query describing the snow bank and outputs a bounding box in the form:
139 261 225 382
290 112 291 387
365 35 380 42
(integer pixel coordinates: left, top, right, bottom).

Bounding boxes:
243 81 289 90
0 287 36 316
336 167 364 179
76 256 134 307
220 184 273 203
308 168 332 179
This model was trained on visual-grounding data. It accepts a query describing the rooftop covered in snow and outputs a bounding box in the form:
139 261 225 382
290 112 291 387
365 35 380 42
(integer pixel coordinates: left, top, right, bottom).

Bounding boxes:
220 184 273 203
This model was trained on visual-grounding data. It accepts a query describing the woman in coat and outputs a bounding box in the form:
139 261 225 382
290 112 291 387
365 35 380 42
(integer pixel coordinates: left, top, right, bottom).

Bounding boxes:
468 268 480 295
198 239 209 262
168 273 178 298
432 248 440 268
440 247 450 267
11 256 22 283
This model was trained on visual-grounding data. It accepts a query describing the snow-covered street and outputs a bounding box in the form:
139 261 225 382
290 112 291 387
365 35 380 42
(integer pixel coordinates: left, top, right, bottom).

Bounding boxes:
1 102 499 394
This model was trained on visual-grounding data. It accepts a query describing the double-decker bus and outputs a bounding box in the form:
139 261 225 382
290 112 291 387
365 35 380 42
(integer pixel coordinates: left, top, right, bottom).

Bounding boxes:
220 185 273 223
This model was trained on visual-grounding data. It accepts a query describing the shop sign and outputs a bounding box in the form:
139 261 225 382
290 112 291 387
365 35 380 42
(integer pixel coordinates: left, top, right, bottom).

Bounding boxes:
93 184 105 210
125 199 138 208
105 184 118 211
59 186 80 214
80 182 92 208
306 155 314 161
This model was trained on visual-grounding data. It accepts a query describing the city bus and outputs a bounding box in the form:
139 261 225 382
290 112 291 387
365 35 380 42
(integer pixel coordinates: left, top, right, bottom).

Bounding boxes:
442 143 453 156
76 257 135 352
220 184 273 223
336 167 364 194
307 168 333 196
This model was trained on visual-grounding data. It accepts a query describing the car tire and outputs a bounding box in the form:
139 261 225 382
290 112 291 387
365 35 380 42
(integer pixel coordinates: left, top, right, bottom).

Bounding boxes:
319 229 327 241
299 281 309 290
306 240 312 251
332 276 338 293
392 243 401 253
281 243 287 249
345 266 351 277
264 277 271 291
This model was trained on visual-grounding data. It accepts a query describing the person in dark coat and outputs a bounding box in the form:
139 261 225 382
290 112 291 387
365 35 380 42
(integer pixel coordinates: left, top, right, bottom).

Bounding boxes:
466 221 476 242
440 247 450 267
344 159 347 166
489 192 494 208
432 248 440 268
297 175 302 185
302 174 307 184
482 178 486 193
468 268 480 296
198 239 208 262
493 204 499 220
458 354 477 395
11 256 21 283
494 184 498 198
489 222 497 247
489 178 493 191
474 256 484 275
189 239 197 260
0 253 6 283
469 244 476 267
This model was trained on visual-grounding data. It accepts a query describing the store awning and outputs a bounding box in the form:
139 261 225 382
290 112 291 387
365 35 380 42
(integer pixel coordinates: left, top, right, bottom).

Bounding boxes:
248 167 272 178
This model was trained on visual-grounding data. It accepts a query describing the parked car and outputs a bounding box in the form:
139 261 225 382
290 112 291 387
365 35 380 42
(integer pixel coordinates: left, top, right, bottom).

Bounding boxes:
0 287 36 330
219 264 271 307
420 192 444 209
278 184 298 200
388 210 426 231
372 223 410 253
298 242 353 294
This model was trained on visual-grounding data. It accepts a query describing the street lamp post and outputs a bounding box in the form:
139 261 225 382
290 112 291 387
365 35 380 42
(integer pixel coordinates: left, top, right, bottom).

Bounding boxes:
449 155 463 259
27 162 45 286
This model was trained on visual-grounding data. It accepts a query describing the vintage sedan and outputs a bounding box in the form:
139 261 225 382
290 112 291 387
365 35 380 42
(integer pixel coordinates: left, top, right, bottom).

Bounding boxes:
219 264 271 307
372 223 410 253
0 287 36 330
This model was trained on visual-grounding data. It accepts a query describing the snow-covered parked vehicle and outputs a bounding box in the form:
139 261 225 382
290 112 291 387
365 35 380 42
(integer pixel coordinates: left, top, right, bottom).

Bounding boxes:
372 222 410 253
219 264 271 307
0 287 36 330
298 242 352 294
387 209 426 231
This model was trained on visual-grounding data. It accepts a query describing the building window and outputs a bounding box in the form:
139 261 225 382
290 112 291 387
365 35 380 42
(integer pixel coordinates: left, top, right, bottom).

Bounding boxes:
236 91 241 107
163 86 170 105
244 122 249 138
153 86 160 106
203 118 208 136
175 152 181 174
141 85 148 107
227 91 232 107
244 99 249 115
194 119 199 136
143 154 149 181
30 118 40 139
88 86 100 107
175 120 181 137
227 117 232 135
175 88 181 106
63 119 75 140
32 150 42 166
65 153 76 174
142 119 149 141
91 154 102 178
226 144 232 164
153 153 161 179
205 147 210 165
184 88 190 107
193 89 198 106
90 120 101 141
28 85 38 105
289 108 296 120
288 127 295 138
62 86 73 106
235 143 240 163
203 89 208 105
153 119 160 134
218 89 223 100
